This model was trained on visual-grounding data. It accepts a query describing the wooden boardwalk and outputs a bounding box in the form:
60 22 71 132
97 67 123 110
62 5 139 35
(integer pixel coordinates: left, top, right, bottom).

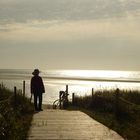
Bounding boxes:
27 109 124 140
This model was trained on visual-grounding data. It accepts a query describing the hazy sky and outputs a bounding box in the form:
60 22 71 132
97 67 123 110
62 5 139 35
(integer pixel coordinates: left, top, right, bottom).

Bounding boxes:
0 0 140 70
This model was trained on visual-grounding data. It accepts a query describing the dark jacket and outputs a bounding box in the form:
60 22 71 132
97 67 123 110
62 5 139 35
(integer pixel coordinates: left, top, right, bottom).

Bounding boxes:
31 76 45 94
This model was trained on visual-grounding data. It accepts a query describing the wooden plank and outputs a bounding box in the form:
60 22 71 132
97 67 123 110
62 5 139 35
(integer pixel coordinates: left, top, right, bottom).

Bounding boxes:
27 110 124 140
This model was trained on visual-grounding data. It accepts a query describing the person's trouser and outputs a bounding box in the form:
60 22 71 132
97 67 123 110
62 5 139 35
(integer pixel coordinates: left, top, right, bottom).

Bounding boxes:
34 93 42 110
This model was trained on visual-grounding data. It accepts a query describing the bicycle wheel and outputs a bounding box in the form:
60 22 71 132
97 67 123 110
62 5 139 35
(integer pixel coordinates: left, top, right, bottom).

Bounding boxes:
53 99 60 109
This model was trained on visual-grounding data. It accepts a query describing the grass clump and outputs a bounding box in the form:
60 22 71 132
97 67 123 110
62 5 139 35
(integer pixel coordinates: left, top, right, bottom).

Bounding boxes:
70 89 140 140
0 83 13 100
0 84 34 140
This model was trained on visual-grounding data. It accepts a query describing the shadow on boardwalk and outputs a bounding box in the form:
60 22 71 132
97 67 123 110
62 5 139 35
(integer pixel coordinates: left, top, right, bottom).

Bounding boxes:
27 109 124 140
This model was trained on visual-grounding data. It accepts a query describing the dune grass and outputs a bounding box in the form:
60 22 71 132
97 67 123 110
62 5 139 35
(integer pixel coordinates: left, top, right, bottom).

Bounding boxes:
0 84 34 140
69 89 140 140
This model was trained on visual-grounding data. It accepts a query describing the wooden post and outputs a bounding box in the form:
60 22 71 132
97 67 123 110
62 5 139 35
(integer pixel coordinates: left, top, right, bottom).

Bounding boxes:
92 88 94 98
23 81 25 97
91 88 94 106
72 93 75 105
66 85 68 95
64 85 69 108
59 91 62 109
115 88 120 116
14 86 17 109
66 85 68 104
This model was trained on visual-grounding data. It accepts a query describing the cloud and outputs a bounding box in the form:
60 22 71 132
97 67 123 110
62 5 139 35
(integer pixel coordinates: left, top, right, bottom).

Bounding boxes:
0 17 139 44
0 0 140 70
0 0 139 43
0 0 140 24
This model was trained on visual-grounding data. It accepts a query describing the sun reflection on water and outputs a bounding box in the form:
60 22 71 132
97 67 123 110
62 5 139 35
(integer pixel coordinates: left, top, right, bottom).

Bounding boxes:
1 70 140 104
46 70 133 81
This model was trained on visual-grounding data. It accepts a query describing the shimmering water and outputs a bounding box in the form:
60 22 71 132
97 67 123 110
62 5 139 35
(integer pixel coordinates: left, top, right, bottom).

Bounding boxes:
0 69 140 104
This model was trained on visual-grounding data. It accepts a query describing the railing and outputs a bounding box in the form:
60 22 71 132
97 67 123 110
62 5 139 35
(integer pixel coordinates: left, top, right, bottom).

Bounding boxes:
0 81 27 111
70 87 140 115
113 88 140 118
0 81 33 139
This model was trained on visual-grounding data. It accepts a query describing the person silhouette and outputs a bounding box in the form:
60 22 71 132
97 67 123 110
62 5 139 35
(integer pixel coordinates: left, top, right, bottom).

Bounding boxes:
31 69 45 111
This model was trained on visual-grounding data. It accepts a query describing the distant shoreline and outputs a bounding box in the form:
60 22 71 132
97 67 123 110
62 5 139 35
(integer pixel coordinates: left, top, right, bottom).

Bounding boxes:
46 76 140 83
1 76 140 83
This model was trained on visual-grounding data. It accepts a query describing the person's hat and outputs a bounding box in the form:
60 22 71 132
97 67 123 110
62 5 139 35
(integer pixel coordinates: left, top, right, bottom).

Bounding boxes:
32 69 40 75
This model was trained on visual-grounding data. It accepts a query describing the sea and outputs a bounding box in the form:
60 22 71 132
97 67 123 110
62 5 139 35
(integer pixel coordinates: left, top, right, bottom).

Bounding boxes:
0 69 140 104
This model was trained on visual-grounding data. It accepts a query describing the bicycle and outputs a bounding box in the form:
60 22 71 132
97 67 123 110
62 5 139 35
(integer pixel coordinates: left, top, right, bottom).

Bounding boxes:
53 91 69 109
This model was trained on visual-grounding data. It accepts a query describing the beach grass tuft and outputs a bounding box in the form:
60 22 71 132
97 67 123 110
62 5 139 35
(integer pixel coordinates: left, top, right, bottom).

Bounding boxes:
0 83 34 140
69 89 140 140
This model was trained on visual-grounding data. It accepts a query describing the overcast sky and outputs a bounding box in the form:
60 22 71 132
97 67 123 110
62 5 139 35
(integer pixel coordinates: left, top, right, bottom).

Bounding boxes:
0 0 140 70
